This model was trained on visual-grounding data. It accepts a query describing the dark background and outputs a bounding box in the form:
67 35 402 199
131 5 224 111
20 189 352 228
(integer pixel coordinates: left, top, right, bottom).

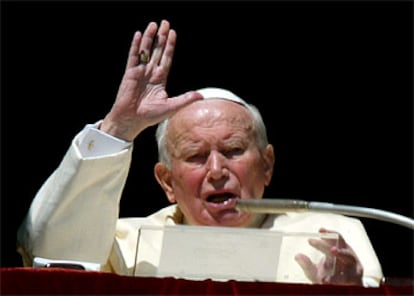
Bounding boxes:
1 0 413 279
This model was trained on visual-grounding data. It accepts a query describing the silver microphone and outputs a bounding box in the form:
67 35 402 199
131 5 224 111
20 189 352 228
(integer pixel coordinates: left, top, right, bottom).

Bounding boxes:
236 199 414 230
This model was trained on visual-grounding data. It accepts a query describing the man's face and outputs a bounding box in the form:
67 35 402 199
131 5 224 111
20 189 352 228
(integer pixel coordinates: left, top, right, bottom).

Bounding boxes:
155 99 274 227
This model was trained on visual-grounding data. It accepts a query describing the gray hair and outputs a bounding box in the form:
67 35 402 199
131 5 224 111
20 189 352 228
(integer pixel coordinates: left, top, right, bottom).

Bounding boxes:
155 87 269 168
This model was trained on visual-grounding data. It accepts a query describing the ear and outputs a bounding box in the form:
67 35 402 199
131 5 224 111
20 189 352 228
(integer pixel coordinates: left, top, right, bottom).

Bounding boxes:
262 144 275 186
154 162 176 203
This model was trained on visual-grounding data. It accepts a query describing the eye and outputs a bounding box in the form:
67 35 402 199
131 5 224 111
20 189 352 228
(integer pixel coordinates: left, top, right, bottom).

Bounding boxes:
186 153 208 164
222 147 244 158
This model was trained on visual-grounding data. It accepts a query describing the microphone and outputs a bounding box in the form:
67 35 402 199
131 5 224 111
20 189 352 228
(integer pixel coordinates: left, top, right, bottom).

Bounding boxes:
235 199 414 230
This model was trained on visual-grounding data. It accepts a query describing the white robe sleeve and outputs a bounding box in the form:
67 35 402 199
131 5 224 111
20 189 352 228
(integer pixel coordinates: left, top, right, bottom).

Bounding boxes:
17 123 133 267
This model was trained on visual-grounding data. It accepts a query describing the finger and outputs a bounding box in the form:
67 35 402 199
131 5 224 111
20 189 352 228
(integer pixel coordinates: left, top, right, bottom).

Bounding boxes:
126 31 142 69
159 28 177 70
150 20 170 65
309 238 335 256
319 227 348 248
309 239 337 274
166 91 204 112
295 253 318 283
138 22 158 65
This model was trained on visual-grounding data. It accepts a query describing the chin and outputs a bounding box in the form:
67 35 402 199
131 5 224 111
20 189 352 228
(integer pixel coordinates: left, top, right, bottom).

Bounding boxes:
210 212 254 228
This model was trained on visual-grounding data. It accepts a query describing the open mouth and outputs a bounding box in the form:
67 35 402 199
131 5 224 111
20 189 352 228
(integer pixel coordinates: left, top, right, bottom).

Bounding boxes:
206 193 237 204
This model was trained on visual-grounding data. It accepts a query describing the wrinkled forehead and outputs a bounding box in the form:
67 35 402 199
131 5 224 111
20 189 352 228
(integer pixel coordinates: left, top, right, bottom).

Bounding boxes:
170 98 252 128
166 100 255 153
162 87 255 141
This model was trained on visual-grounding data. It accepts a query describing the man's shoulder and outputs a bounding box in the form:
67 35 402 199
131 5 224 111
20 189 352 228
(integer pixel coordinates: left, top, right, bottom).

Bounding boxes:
263 211 363 231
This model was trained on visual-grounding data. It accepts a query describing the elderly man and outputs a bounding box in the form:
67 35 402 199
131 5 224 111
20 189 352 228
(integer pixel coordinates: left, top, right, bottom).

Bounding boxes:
17 20 383 286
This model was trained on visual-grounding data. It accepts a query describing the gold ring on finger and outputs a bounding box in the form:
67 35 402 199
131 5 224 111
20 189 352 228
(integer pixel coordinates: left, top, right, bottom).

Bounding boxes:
139 51 150 64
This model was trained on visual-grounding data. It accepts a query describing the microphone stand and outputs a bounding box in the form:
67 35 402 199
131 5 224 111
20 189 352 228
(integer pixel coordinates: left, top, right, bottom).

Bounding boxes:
236 199 414 230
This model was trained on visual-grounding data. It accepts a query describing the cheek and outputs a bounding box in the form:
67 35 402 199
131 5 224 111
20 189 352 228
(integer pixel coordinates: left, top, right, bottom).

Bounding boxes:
172 166 204 195
171 166 208 224
234 157 267 193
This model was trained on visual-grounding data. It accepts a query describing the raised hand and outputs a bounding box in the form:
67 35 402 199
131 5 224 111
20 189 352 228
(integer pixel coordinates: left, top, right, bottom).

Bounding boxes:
101 20 202 141
295 228 364 285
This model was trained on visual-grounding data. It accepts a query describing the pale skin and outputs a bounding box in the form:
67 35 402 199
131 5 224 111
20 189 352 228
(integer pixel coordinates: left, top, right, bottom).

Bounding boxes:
100 20 364 285
295 228 363 285
100 20 203 140
154 99 275 228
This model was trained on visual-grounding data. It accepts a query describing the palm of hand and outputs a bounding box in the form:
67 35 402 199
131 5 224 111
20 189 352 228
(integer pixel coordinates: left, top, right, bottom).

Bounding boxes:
101 20 202 141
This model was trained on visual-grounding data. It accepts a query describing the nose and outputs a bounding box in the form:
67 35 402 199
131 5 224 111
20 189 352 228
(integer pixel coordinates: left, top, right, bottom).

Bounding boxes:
206 151 229 181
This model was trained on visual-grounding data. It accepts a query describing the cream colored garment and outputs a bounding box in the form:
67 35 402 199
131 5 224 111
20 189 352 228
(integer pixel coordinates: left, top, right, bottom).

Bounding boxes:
110 205 383 285
17 125 133 266
17 124 383 286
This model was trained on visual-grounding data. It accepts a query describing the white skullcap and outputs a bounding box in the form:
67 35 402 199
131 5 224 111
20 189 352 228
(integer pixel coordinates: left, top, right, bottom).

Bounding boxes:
196 87 249 107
